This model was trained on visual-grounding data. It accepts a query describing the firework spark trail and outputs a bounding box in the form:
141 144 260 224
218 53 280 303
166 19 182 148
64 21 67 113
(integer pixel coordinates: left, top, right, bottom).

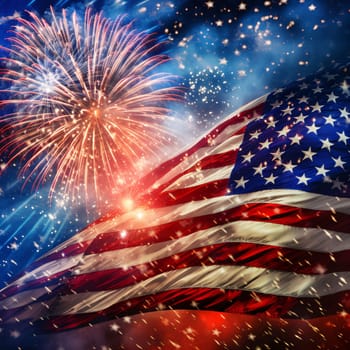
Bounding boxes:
0 7 182 204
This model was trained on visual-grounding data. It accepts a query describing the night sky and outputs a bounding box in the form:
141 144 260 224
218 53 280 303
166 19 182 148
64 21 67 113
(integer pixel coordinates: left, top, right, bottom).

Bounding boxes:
0 1 350 348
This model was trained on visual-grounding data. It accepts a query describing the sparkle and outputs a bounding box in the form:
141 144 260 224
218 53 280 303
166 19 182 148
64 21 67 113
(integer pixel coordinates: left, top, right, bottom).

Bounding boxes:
9 242 19 250
308 4 316 11
248 333 256 340
123 316 131 324
238 2 247 11
341 80 350 95
110 323 120 332
10 330 20 338
212 328 221 336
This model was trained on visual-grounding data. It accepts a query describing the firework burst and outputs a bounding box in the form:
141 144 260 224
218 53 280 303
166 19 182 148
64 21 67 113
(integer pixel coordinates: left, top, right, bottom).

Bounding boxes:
0 7 182 203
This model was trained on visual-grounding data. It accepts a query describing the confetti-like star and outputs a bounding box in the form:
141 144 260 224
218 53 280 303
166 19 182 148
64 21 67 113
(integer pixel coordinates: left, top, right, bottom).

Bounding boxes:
238 2 247 11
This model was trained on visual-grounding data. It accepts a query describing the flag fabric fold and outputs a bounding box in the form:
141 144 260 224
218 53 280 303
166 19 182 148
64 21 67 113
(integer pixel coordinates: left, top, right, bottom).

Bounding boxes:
1 63 350 334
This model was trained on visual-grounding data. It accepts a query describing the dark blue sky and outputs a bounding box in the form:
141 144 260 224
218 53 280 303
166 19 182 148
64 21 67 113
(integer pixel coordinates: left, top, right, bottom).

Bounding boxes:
0 0 349 287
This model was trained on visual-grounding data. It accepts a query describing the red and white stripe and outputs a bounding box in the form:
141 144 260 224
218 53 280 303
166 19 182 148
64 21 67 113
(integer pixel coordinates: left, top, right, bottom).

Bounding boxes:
1 94 350 331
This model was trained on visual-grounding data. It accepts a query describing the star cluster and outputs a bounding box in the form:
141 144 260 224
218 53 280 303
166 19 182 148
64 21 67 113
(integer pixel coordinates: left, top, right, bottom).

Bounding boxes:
230 64 350 197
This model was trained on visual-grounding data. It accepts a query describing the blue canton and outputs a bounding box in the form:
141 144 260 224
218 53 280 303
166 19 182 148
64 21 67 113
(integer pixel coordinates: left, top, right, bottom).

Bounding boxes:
229 63 350 197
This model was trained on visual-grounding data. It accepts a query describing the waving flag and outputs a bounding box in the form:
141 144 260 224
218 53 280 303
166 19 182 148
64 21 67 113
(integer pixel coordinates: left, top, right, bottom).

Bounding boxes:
1 63 350 335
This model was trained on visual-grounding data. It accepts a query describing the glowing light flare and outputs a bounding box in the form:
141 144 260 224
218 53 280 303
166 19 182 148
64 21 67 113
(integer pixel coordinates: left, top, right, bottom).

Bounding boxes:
122 197 135 211
135 209 145 220
120 230 127 238
0 7 183 205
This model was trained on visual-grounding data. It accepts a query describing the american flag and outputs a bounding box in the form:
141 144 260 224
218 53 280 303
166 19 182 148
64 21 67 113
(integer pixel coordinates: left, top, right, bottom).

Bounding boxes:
1 63 350 334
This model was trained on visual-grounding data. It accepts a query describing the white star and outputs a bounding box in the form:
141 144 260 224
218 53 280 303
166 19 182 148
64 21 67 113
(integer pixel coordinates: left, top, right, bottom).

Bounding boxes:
286 92 296 100
242 151 254 163
327 92 338 103
273 88 284 95
323 176 332 184
312 86 323 94
337 131 349 144
205 1 214 8
324 72 337 81
332 156 346 169
253 163 265 176
324 115 336 126
298 96 309 104
235 176 249 188
299 82 308 90
296 173 311 185
320 138 333 151
283 160 296 173
289 133 303 145
332 178 345 191
219 57 228 65
281 105 294 116
264 173 278 184
265 117 276 128
249 130 260 140
315 165 329 177
277 126 290 137
271 100 283 109
302 147 316 161
339 107 350 119
259 139 271 150
311 102 323 113
341 80 350 95
306 123 320 135
271 148 284 161
294 113 307 124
